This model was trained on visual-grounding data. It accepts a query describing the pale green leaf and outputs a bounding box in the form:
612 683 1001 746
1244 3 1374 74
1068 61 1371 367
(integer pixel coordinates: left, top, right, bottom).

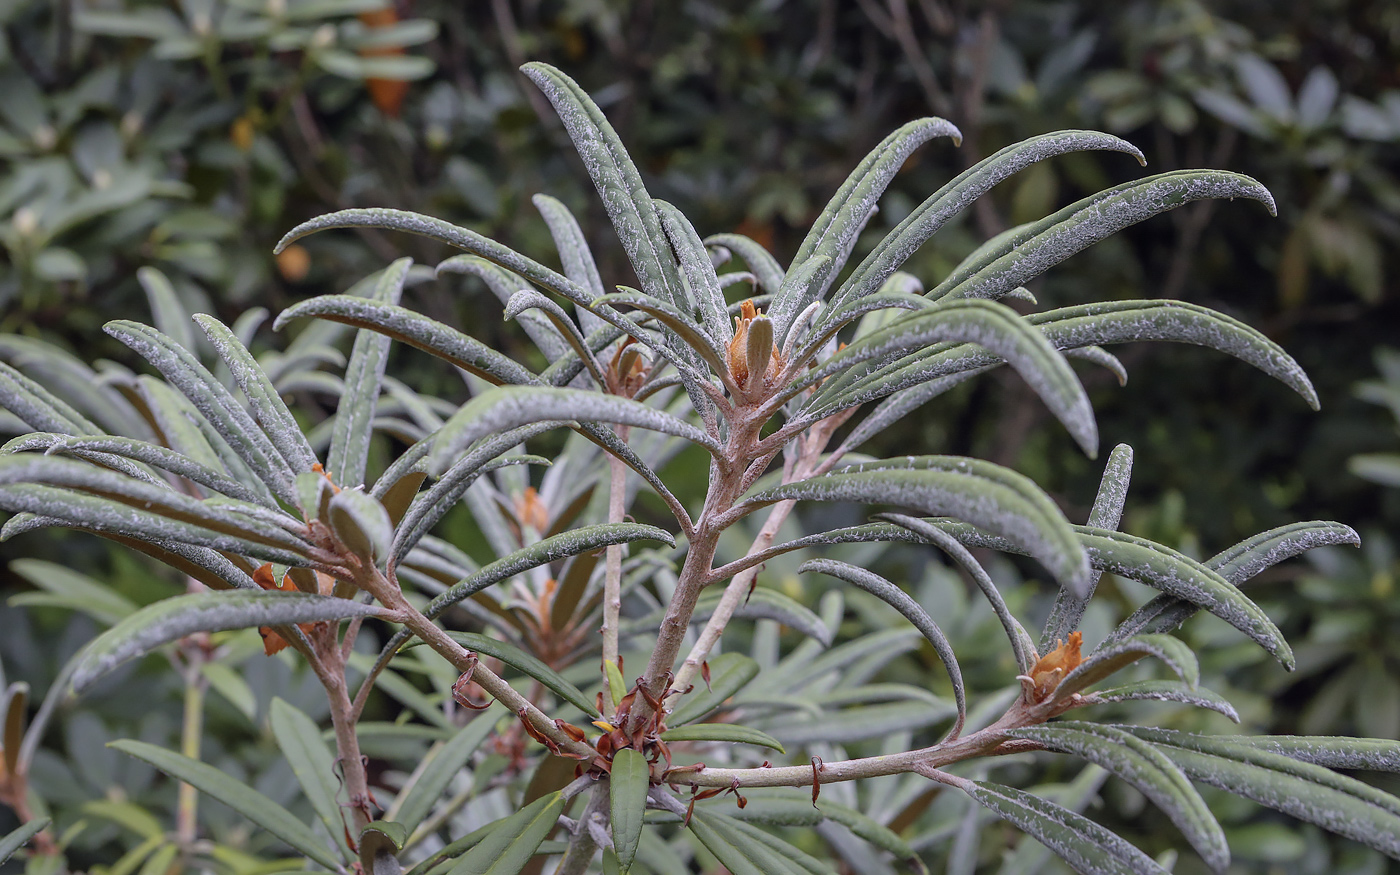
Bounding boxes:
659 723 785 753
270 698 350 856
668 653 760 726
446 790 564 875
610 749 649 875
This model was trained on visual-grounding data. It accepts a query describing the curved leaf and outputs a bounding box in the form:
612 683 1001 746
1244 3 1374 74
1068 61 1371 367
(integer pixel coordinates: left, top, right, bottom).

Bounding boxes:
748 457 1091 598
110 739 345 871
704 233 785 295
428 385 719 476
804 300 1097 456
776 117 961 337
73 591 383 691
611 749 649 875
800 558 965 734
687 810 815 875
833 130 1145 311
1226 736 1400 773
0 359 102 436
934 170 1275 302
105 320 297 503
657 200 730 343
964 780 1168 875
274 295 536 386
1085 680 1239 723
1123 727 1400 858
1009 722 1228 872
393 707 502 834
42 434 274 507
533 193 606 333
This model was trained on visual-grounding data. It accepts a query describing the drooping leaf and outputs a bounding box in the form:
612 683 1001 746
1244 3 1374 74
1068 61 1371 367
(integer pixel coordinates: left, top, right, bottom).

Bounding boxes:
330 258 410 488
1008 722 1228 872
533 193 606 333
1084 680 1239 723
1229 736 1400 773
964 780 1168 875
802 299 1096 457
73 591 384 691
668 653 760 726
269 697 350 855
1106 520 1358 647
832 130 1144 311
748 457 1091 599
659 723 785 753
110 739 345 870
1122 727 1400 858
800 558 965 734
1043 444 1133 650
445 790 565 875
610 749 649 875
42 434 274 507
427 385 719 476
934 171 1274 303
504 290 609 388
704 233 785 296
878 513 1035 672
9 558 138 626
274 295 536 386
0 356 103 436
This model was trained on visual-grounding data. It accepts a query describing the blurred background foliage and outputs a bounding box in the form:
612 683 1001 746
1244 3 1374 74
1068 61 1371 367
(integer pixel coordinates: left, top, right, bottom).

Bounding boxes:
2 0 1400 872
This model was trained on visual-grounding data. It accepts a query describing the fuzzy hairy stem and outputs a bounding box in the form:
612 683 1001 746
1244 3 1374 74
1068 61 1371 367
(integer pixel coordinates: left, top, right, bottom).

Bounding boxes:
681 696 1061 789
672 497 796 695
360 567 598 761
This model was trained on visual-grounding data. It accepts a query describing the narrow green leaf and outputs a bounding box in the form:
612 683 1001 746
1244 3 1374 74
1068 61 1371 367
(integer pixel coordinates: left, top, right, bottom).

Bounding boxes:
832 130 1144 311
533 194 606 333
0 819 49 865
610 749 649 875
659 723 785 753
109 739 345 871
934 170 1274 303
104 320 298 504
657 200 730 343
393 707 501 834
723 816 839 875
195 314 319 473
1232 736 1400 772
592 290 728 381
1085 680 1239 723
965 780 1168 875
1123 727 1400 858
878 513 1036 672
805 299 1096 457
687 810 810 875
9 558 138 626
1009 722 1228 871
0 454 313 555
73 591 383 691
275 294 536 386
446 633 598 717
42 434 274 507
521 62 685 312
800 558 965 733
604 659 627 712
446 790 564 875
0 359 102 436
777 117 961 335
0 483 310 568
748 456 1091 599
504 290 609 388
1057 634 1199 701
704 233 785 295
427 385 719 476
269 698 350 857
668 653 760 726
331 258 410 488
1043 444 1133 650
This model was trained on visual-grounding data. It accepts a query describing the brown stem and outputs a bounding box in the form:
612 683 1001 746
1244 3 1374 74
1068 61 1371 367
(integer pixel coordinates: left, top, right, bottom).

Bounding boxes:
311 643 375 834
601 427 631 707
